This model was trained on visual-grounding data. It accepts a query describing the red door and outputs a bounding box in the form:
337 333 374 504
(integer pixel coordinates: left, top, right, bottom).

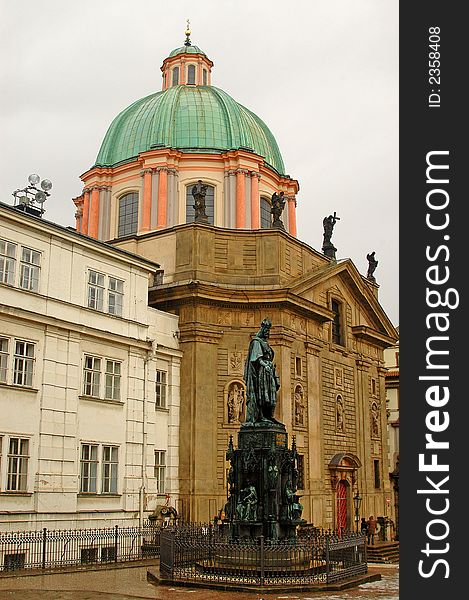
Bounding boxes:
337 480 348 532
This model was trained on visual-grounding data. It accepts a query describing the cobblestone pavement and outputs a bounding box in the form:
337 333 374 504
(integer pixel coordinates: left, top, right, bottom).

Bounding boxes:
0 564 398 600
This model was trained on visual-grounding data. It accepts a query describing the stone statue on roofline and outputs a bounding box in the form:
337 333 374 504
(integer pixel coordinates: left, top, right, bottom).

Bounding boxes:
271 191 286 230
366 251 378 281
191 179 209 223
322 211 340 259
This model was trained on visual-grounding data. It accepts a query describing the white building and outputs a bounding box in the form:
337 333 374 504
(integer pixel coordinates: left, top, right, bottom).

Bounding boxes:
0 201 181 530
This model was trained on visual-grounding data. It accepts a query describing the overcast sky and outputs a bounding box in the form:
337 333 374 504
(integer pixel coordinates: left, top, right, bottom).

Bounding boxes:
0 0 398 326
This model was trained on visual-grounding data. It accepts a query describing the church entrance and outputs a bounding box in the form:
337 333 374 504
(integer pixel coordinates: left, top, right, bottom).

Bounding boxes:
336 479 348 532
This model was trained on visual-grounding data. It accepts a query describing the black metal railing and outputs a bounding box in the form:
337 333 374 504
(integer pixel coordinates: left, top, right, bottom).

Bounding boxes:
160 524 367 587
0 522 162 572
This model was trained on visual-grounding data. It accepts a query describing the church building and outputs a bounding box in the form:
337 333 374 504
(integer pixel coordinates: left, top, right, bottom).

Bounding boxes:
71 27 398 531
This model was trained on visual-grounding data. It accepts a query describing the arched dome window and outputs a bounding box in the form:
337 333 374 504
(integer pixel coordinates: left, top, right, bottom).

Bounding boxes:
172 67 179 86
186 184 214 225
203 68 207 85
118 192 139 237
187 64 196 85
260 198 271 229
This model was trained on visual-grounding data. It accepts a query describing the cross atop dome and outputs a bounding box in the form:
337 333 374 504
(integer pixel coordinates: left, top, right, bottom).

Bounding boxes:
184 19 191 46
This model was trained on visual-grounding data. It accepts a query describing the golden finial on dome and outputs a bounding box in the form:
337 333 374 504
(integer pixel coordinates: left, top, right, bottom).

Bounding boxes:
184 19 191 46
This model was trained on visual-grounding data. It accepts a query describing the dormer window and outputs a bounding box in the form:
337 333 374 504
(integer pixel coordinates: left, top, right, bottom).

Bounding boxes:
187 64 196 85
172 67 179 86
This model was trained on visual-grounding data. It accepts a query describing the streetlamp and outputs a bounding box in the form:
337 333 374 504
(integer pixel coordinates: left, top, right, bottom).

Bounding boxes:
353 490 362 533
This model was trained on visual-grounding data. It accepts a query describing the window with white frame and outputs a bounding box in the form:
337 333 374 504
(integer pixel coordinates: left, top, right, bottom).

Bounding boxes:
7 437 29 492
154 450 166 494
0 239 16 285
80 444 98 493
19 247 41 291
0 337 36 387
101 445 118 493
87 270 124 316
1 239 41 291
108 277 123 316
0 338 8 383
13 340 35 387
105 360 121 400
83 355 121 401
83 356 101 397
155 370 167 408
80 443 119 494
87 270 105 311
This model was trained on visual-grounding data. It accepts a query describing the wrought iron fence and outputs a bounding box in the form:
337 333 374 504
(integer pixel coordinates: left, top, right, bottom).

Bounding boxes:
0 522 162 572
160 524 367 587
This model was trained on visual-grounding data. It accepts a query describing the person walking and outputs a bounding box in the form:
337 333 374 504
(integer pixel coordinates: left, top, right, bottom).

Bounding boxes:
367 515 377 545
360 517 368 536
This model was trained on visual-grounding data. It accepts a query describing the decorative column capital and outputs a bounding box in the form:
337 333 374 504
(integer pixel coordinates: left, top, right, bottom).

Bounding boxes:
140 168 153 176
250 171 261 180
235 168 249 176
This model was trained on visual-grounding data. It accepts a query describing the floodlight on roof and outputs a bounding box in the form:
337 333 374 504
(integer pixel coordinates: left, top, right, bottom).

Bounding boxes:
28 173 40 185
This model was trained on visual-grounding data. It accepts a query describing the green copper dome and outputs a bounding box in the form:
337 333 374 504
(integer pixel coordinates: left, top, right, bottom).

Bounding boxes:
168 45 206 57
95 85 286 175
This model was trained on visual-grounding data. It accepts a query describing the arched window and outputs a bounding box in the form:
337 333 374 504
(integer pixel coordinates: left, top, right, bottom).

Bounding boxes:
186 184 215 225
118 193 139 237
203 69 207 85
260 198 271 229
331 299 343 346
172 67 179 86
187 64 196 85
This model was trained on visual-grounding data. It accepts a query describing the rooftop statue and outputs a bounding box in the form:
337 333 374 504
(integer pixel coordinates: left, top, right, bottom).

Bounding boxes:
322 212 340 259
191 179 209 223
322 212 340 246
271 191 286 230
366 251 378 281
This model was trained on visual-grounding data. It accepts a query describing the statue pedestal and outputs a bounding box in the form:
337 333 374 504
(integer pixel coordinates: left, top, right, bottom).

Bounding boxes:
322 242 337 259
225 422 305 540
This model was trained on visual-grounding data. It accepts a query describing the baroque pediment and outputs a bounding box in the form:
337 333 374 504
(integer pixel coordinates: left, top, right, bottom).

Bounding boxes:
288 259 397 341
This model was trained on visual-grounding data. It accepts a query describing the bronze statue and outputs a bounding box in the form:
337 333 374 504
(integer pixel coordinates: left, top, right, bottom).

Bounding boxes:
236 484 258 521
284 479 303 521
366 251 378 280
271 191 286 229
244 318 280 424
191 179 209 223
